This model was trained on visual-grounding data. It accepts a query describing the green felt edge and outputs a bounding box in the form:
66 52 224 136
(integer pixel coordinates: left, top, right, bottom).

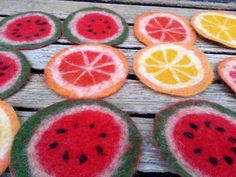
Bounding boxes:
0 48 30 99
0 11 61 50
11 100 142 177
154 100 236 177
63 7 129 46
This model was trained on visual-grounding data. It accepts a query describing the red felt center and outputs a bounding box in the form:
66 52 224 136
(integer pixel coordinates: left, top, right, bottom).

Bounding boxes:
4 15 51 42
172 113 236 177
35 109 123 177
58 50 115 87
0 52 19 87
75 13 119 40
145 17 186 42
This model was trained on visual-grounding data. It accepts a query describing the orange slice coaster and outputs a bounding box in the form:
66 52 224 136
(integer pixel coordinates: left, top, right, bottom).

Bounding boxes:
218 57 236 93
134 12 196 46
0 100 20 175
191 11 236 49
45 44 128 99
133 44 214 97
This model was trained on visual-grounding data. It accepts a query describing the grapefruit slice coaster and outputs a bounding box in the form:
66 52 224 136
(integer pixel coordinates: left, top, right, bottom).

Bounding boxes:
191 11 236 49
218 57 236 93
0 48 30 99
0 100 20 175
133 44 214 97
45 44 128 99
11 100 142 177
63 7 128 45
0 11 61 50
134 12 196 46
154 100 236 177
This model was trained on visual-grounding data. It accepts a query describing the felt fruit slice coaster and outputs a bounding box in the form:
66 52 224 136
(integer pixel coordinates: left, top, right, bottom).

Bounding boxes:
134 12 196 46
191 11 236 49
0 100 20 175
11 100 142 177
154 100 236 177
0 11 61 50
133 44 214 97
218 57 236 93
0 48 30 99
63 7 128 45
45 44 128 99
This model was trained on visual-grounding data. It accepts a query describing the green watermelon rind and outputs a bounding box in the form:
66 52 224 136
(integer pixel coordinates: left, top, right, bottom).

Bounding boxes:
63 7 129 46
154 100 236 177
0 11 61 50
0 48 30 99
11 100 142 177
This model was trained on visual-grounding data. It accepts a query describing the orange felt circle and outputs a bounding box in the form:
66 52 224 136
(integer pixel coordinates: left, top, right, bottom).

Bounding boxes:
134 12 196 46
218 57 236 93
45 44 128 99
133 44 214 97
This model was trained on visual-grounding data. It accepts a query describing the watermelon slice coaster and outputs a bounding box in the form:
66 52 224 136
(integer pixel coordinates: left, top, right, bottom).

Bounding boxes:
0 11 61 50
0 48 30 99
63 7 128 45
154 100 236 177
11 100 142 177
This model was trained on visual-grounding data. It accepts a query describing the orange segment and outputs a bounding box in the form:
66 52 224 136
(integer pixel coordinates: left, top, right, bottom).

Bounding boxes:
134 12 196 46
218 57 236 93
45 44 128 99
191 11 236 49
133 44 214 97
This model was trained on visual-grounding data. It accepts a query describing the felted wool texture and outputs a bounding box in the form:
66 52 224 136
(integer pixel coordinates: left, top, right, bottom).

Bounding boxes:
63 7 128 45
45 44 128 99
11 100 142 177
0 11 61 50
154 100 236 177
0 48 30 99
134 12 196 46
218 57 236 93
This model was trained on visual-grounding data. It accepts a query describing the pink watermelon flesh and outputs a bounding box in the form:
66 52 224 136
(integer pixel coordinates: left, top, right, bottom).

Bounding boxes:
0 52 19 88
4 15 51 42
29 109 128 177
76 13 119 40
171 111 236 177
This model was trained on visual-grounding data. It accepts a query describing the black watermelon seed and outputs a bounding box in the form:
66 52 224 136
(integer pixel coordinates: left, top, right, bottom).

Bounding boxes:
88 29 93 32
79 154 87 164
91 19 95 22
12 32 16 35
16 35 21 38
208 157 218 166
231 147 236 154
0 73 5 76
104 21 109 24
229 137 236 143
99 18 102 21
189 123 198 130
107 26 111 29
62 151 69 160
35 19 40 24
89 123 95 128
49 142 58 149
39 22 47 25
99 133 107 138
224 156 233 165
17 23 21 26
204 121 211 128
96 146 104 155
74 124 78 128
216 126 225 132
0 66 10 71
102 31 106 34
93 32 97 35
40 28 45 32
34 34 40 37
56 128 67 134
26 19 31 22
183 132 194 139
193 148 202 154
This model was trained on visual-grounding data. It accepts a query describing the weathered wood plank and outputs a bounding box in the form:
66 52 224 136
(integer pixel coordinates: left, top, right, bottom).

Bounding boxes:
5 74 236 113
15 110 175 173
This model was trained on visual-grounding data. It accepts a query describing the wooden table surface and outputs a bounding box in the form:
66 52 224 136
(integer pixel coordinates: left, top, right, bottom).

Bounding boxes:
1 0 236 176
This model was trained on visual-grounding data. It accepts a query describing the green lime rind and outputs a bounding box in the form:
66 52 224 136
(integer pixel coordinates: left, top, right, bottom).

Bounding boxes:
154 100 236 177
0 48 30 99
11 100 142 177
0 11 61 50
63 7 128 46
